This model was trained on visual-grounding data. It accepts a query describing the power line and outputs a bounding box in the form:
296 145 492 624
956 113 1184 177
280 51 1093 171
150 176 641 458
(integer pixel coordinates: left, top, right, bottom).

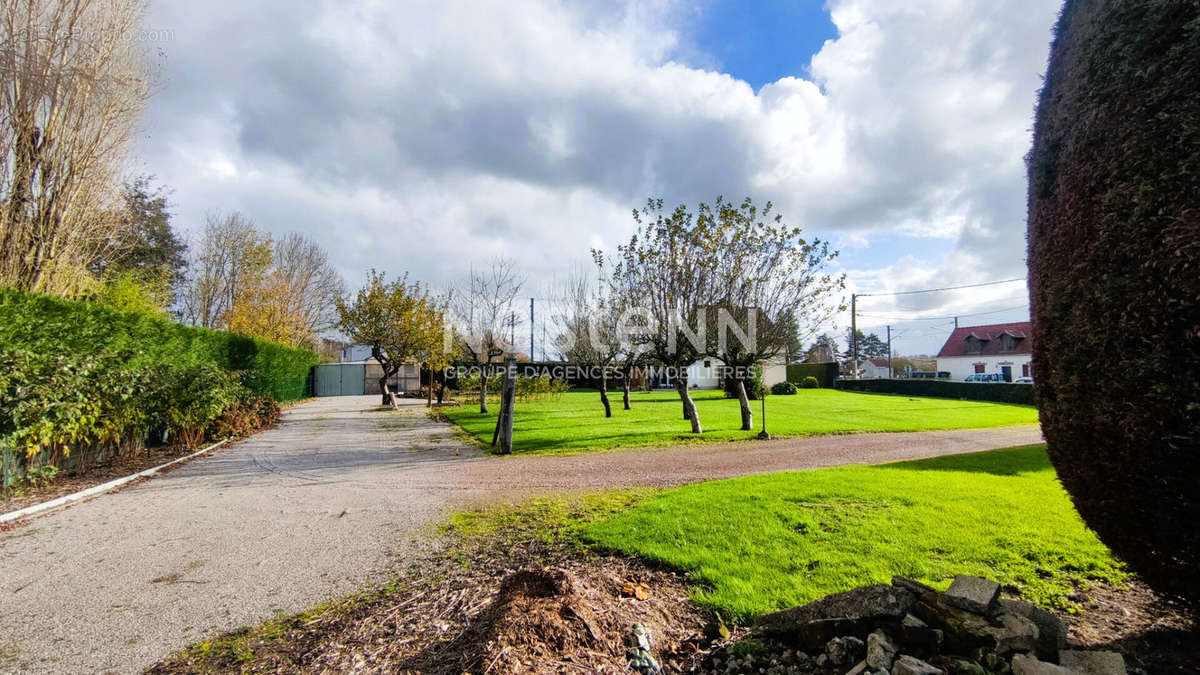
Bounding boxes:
881 294 1029 312
855 277 1025 298
857 304 1029 322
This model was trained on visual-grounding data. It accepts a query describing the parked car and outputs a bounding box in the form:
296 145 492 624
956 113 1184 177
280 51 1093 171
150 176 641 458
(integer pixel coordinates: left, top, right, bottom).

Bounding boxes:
1014 376 1034 384
964 373 1005 383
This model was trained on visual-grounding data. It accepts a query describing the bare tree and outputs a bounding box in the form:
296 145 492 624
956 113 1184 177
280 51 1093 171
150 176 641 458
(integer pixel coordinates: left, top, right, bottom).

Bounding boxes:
452 257 524 413
705 197 845 430
555 267 621 417
0 0 152 293
607 199 716 434
178 212 271 329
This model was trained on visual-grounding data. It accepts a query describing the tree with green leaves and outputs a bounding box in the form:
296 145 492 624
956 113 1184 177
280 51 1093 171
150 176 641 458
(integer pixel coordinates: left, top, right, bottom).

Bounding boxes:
417 293 452 408
337 271 439 406
777 309 804 364
806 333 839 363
90 176 188 312
842 329 887 360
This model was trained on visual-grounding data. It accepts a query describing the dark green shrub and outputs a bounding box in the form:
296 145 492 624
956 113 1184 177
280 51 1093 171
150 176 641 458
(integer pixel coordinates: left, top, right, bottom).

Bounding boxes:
771 381 798 395
799 376 820 390
836 378 1036 405
1027 0 1200 600
786 362 839 388
0 348 285 488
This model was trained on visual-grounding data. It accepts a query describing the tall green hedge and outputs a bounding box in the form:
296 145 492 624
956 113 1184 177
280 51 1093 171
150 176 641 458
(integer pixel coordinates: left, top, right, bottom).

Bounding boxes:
0 287 317 402
1027 0 1199 600
786 362 839 389
835 378 1036 406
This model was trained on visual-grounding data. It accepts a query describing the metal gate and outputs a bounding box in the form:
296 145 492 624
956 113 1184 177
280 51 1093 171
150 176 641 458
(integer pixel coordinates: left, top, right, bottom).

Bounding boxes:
314 363 366 397
365 362 421 396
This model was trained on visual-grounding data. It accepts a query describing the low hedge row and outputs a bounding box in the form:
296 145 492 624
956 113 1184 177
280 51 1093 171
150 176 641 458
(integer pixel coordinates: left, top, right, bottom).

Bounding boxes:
0 287 318 401
0 288 314 490
1 349 281 489
835 378 1037 406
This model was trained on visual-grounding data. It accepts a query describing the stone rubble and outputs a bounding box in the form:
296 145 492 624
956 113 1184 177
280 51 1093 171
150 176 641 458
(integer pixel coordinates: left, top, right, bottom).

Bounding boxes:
699 575 1128 674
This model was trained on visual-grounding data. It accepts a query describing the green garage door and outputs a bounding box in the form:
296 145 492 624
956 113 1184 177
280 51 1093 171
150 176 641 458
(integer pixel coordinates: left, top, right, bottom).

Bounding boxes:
314 364 366 396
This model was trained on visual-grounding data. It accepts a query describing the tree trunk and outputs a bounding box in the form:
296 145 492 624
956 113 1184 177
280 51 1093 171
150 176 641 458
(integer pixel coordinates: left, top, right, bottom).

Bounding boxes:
380 374 391 406
479 365 489 414
600 371 612 418
622 369 631 411
675 377 702 433
736 378 753 431
681 373 691 420
436 369 446 404
426 364 433 408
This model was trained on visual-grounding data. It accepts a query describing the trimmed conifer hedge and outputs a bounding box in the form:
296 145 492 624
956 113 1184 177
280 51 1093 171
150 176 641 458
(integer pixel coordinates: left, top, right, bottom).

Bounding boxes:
0 287 318 401
835 378 1037 406
786 362 839 388
1027 0 1200 600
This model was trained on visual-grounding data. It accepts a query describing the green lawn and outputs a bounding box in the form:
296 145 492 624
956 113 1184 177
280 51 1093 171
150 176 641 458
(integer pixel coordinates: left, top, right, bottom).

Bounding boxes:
582 445 1124 622
441 388 1039 454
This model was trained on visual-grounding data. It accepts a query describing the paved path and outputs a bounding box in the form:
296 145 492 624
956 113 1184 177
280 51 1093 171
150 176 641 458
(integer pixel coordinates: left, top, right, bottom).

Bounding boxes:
0 396 1041 673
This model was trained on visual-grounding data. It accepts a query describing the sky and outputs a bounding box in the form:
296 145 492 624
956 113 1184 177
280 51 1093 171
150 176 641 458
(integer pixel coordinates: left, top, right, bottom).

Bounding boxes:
132 0 1063 356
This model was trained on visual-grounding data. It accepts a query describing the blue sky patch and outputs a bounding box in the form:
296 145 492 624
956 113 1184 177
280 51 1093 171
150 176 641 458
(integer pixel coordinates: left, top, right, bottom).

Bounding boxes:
688 0 836 89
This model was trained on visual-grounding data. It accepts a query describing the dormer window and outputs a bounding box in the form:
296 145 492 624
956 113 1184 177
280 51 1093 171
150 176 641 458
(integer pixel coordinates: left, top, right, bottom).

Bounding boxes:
1000 334 1016 352
965 335 983 354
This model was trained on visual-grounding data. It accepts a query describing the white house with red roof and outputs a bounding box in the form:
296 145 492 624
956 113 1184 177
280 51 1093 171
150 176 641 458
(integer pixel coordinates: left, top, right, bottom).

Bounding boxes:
935 321 1034 382
862 357 891 379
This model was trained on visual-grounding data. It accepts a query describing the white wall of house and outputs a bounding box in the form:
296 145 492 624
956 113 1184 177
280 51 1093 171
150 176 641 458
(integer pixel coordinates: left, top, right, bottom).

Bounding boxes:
653 357 787 389
937 354 1034 381
761 359 788 386
687 358 722 389
861 362 891 379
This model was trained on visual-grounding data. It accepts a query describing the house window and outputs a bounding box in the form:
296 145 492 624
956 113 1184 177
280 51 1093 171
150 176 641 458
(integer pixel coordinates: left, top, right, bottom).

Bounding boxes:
703 360 712 369
1022 363 1030 377
965 336 983 354
974 364 985 374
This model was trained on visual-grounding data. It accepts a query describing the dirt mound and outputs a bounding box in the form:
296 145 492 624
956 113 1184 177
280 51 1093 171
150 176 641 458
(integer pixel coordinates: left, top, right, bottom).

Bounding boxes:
415 564 707 673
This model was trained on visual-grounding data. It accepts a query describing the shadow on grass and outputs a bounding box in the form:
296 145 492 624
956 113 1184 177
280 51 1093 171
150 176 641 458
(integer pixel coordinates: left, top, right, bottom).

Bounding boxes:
881 445 1050 476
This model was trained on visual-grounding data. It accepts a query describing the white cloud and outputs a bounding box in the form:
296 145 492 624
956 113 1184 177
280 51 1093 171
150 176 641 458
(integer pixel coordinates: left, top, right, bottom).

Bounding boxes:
136 0 1060 348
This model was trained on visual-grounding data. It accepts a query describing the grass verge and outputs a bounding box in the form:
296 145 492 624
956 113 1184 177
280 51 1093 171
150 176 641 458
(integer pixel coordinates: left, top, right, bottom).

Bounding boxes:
584 445 1126 621
440 388 1039 455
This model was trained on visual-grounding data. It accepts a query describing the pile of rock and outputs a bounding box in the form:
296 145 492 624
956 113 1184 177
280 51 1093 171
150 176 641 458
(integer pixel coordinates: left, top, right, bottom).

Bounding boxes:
707 575 1126 674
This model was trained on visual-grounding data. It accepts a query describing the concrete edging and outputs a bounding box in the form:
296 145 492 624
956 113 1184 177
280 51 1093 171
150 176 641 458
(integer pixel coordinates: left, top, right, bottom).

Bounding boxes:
0 438 231 524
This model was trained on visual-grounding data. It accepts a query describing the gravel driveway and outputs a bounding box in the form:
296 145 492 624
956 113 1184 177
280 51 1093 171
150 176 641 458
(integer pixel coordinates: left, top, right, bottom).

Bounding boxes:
0 396 1041 673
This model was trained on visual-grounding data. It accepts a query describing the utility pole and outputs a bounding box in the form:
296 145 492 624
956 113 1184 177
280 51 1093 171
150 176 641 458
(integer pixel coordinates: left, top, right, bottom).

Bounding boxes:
530 297 535 362
886 325 893 379
850 293 858 379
